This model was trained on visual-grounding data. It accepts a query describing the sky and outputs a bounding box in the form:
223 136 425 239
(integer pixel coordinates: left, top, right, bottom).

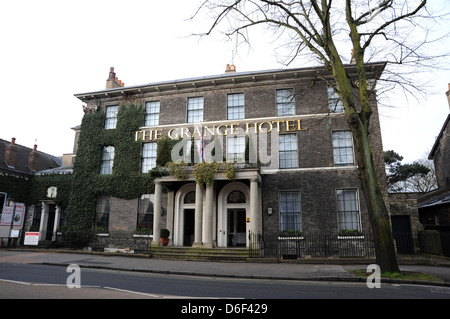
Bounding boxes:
0 0 448 164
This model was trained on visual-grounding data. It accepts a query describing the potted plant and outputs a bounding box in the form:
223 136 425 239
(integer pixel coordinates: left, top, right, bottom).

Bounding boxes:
160 228 170 246
338 229 364 238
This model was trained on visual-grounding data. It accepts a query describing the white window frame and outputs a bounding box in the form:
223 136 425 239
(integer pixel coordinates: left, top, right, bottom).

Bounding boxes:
226 136 246 163
276 89 295 116
227 93 245 120
327 86 344 113
278 134 298 169
100 146 115 175
336 189 362 231
279 190 302 232
187 97 204 123
105 105 118 129
145 101 160 126
332 131 354 166
141 142 157 173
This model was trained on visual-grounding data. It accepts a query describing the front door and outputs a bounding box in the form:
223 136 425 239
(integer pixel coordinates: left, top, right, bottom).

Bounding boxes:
228 209 246 246
46 204 56 241
183 209 195 246
391 215 414 254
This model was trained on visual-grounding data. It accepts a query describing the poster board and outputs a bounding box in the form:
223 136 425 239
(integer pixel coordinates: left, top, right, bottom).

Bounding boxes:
24 232 40 245
0 203 25 227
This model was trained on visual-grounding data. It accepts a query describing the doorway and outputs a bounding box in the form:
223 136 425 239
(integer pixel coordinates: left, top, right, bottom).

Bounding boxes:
391 215 414 254
46 204 56 241
228 209 246 246
183 209 195 246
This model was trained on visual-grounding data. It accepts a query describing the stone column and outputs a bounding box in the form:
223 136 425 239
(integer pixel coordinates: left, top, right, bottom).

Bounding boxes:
202 182 214 248
151 181 162 247
52 206 61 241
193 182 203 247
38 202 48 241
250 178 259 235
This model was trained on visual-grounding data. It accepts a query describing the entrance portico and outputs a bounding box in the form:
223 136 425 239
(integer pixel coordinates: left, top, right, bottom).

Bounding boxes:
38 201 62 241
152 168 261 248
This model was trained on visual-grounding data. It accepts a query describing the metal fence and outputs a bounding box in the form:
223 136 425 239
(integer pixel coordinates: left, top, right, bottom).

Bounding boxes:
54 231 153 254
45 230 450 260
249 230 450 260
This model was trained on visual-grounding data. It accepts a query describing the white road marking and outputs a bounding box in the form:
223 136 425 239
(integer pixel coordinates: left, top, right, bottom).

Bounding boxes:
0 279 31 285
103 286 160 298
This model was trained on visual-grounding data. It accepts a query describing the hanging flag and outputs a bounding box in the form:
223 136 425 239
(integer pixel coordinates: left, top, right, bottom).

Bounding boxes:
198 130 204 162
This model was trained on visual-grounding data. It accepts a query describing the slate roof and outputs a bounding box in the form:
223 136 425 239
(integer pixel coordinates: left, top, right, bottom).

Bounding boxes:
0 139 61 176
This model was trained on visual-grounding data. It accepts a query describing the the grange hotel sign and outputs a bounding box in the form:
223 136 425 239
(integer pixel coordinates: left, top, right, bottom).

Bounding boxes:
134 118 308 142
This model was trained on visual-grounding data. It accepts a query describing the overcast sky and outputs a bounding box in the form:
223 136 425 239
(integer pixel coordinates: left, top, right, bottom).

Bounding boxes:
0 0 448 164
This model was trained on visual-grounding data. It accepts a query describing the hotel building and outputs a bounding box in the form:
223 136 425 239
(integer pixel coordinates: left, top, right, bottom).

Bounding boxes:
73 63 389 249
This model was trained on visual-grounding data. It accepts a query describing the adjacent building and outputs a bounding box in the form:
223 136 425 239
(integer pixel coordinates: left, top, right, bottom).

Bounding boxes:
0 138 62 245
418 84 450 231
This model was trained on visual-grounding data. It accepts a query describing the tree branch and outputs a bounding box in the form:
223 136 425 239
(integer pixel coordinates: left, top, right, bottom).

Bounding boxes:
362 0 427 51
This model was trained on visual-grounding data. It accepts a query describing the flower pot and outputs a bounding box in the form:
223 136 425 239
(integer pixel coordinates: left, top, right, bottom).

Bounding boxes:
160 238 169 246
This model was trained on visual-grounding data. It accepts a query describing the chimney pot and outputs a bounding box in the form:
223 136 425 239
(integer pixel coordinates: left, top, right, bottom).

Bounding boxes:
5 138 18 167
28 145 40 171
225 64 236 73
109 67 116 79
106 67 125 89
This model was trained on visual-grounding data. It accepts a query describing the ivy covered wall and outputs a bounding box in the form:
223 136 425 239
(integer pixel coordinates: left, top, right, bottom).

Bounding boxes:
0 175 32 204
29 173 73 208
66 103 160 231
0 171 72 208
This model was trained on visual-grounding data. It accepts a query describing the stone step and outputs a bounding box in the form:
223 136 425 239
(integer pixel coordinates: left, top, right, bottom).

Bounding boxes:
37 240 54 248
149 246 250 261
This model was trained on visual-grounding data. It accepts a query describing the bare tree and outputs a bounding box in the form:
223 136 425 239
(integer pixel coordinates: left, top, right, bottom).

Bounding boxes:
385 150 438 193
407 158 437 192
192 0 448 272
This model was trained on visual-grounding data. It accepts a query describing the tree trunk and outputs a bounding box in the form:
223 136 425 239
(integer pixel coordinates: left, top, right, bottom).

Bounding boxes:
326 12 400 272
332 63 400 273
352 118 400 273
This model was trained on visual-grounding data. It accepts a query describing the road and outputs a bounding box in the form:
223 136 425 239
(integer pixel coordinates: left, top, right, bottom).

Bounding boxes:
1 262 450 300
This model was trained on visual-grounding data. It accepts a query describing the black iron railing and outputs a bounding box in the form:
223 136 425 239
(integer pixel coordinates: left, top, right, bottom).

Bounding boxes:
249 230 449 260
26 229 450 260
54 231 153 254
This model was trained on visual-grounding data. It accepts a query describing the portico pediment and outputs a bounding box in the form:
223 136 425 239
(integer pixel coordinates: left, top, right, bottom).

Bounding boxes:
155 167 261 185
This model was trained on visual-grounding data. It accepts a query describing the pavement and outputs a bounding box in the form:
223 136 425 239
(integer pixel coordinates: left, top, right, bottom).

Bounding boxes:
2 249 450 287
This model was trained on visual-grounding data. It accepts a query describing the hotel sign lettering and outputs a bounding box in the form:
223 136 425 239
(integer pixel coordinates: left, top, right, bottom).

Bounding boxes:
134 119 307 142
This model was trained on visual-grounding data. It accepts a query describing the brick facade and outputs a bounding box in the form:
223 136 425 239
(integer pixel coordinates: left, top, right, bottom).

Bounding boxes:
74 63 389 246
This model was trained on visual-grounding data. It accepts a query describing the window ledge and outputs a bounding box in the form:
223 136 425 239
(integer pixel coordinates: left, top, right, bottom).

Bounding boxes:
95 233 109 237
133 234 153 238
337 236 364 239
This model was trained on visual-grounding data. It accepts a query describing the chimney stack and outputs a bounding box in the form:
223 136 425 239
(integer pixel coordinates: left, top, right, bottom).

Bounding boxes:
28 143 40 171
4 138 18 168
106 67 125 89
225 64 236 73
